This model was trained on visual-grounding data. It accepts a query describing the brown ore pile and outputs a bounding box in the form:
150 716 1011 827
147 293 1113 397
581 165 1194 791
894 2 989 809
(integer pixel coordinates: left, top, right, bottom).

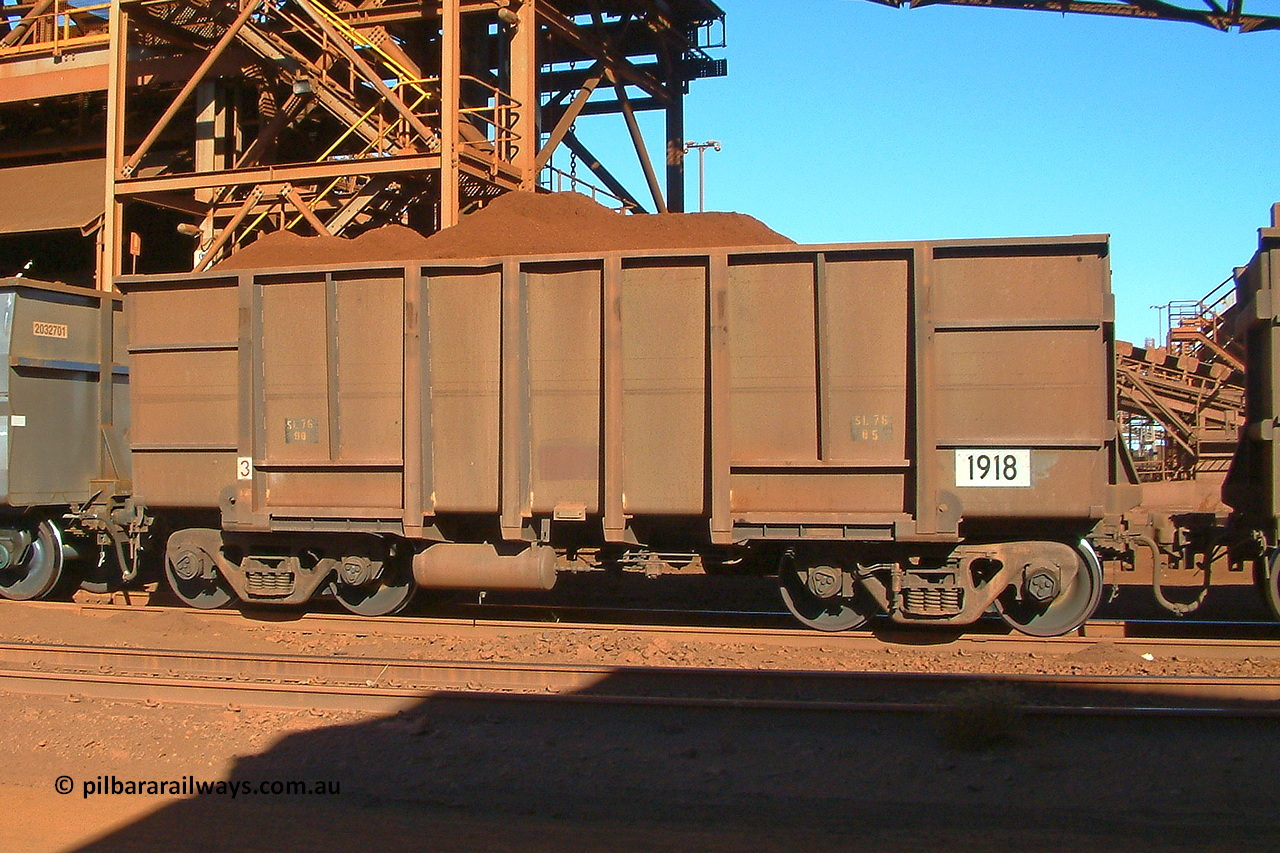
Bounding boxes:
212 191 793 270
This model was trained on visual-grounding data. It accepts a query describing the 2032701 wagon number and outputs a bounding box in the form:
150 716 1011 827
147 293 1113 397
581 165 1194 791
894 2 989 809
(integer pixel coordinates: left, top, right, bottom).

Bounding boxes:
954 449 1031 488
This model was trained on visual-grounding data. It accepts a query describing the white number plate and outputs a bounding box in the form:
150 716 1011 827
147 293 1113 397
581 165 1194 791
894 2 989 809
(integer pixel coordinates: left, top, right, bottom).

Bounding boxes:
955 449 1031 488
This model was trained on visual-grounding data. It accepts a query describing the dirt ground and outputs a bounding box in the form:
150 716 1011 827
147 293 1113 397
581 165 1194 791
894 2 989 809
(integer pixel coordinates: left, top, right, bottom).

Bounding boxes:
2 686 1279 852
2 598 1280 851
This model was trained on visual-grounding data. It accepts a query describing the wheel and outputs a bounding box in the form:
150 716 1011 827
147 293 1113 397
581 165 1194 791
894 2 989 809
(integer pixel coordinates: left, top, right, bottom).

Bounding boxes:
164 545 233 609
778 552 876 632
0 519 64 601
995 540 1103 637
334 564 414 617
1261 551 1280 622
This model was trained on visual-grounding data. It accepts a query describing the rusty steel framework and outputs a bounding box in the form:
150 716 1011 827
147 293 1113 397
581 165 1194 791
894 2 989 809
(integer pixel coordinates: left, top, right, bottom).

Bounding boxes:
1116 277 1246 481
0 0 725 287
1116 343 1244 480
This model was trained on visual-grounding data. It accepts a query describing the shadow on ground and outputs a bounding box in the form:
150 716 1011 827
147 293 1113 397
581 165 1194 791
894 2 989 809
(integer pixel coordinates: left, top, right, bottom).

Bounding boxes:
70 671 1280 853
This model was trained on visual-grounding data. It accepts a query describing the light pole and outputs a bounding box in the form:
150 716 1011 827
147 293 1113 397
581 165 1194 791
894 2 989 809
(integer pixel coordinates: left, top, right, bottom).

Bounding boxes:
1150 303 1169 349
684 140 721 212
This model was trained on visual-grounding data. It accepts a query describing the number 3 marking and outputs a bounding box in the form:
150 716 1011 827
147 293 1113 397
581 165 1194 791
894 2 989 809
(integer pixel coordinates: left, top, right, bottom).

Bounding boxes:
237 457 253 480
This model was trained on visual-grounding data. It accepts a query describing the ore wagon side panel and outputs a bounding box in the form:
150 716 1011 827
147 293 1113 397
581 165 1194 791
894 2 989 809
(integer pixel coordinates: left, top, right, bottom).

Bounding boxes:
122 233 1120 545
724 251 912 530
822 256 911 467
127 275 239 508
727 256 819 463
619 258 706 515
253 270 405 514
722 238 1116 543
526 262 603 516
930 243 1113 521
0 280 127 507
423 267 501 514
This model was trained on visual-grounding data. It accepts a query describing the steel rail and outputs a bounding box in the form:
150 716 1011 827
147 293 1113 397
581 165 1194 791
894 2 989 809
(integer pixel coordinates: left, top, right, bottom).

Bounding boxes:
1 640 1279 718
6 598 1280 659
9 598 1280 659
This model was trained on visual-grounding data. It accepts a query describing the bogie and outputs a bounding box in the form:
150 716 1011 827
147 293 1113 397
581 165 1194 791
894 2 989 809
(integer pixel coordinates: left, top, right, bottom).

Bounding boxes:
774 541 1103 637
163 529 420 616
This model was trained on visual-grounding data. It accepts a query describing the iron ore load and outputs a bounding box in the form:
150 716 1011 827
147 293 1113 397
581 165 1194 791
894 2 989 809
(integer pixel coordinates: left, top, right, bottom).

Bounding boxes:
112 194 1135 635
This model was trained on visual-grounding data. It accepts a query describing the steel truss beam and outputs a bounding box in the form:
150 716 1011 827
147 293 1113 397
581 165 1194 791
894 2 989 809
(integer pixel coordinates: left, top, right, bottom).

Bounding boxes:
869 0 1280 33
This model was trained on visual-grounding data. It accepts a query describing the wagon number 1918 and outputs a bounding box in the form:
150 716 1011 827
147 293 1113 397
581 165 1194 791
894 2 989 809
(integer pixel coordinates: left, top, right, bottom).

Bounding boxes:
954 449 1031 488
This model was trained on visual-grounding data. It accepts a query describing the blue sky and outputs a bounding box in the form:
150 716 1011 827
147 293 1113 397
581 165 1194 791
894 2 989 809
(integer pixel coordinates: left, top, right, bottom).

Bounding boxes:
574 1 1280 343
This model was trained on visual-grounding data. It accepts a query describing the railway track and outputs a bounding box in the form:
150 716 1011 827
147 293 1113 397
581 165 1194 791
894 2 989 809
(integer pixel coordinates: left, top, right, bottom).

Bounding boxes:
2 600 1280 717
1 640 1278 717
10 598 1280 660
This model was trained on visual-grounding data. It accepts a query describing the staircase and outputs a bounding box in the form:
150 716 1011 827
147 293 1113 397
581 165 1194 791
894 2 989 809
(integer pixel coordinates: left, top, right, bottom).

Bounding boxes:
1117 339 1243 477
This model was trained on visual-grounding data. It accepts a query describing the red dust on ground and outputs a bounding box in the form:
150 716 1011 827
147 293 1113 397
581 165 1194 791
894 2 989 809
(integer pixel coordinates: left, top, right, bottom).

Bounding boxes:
1 602 1279 851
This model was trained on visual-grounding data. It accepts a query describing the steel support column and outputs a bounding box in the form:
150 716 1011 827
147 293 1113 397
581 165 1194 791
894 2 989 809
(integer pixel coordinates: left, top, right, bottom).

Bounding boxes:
440 0 461 228
510 0 538 189
666 89 685 213
101 0 129 289
611 71 667 214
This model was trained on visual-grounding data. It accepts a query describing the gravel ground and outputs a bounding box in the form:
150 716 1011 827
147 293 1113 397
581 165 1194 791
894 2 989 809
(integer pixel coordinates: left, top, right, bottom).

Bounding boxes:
1 600 1279 851
2 597 1280 679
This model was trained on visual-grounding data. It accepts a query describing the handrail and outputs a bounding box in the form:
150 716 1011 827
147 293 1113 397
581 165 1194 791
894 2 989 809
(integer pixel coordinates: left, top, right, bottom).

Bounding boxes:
1163 274 1240 369
282 82 436 232
299 0 433 105
456 73 522 162
0 0 111 56
541 164 636 212
292 3 523 159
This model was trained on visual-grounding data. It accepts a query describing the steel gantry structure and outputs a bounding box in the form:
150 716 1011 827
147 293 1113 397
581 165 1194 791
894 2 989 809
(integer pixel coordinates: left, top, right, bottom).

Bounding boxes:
869 0 1280 32
0 0 725 287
